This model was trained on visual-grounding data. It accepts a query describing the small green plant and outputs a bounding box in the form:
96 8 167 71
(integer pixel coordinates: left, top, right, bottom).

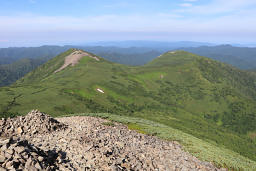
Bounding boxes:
102 121 115 127
0 112 21 118
127 123 147 134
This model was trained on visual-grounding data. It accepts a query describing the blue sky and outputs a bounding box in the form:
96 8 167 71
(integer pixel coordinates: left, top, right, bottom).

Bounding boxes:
0 0 256 47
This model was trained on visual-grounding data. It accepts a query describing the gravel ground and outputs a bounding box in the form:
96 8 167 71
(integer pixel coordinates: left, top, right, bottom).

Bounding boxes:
0 110 224 170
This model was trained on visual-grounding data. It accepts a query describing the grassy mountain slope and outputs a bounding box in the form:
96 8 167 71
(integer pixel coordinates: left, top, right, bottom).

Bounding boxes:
179 45 256 69
1 49 256 169
0 46 161 86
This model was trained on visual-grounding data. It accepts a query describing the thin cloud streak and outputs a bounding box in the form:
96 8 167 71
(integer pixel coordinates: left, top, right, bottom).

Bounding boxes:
180 3 193 7
0 11 255 33
175 0 256 15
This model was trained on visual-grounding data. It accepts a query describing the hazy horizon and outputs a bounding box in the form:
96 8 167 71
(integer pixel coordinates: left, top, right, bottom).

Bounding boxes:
1 0 256 47
1 40 256 49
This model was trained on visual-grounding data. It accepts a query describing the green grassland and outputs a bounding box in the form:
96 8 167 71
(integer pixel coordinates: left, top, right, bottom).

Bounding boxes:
0 49 256 169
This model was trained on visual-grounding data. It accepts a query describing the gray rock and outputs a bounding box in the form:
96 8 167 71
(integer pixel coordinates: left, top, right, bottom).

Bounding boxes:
38 156 44 162
0 167 6 171
3 152 12 159
0 144 8 151
15 146 25 154
0 155 5 163
0 111 223 171
5 161 13 168
0 139 10 145
34 162 42 170
16 127 23 135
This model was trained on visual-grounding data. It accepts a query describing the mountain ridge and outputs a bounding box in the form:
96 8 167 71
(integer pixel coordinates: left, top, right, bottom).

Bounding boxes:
1 49 256 169
179 45 256 69
2 44 256 87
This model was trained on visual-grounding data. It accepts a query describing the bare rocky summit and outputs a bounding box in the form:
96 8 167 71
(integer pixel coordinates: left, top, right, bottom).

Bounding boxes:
0 110 67 138
0 110 224 170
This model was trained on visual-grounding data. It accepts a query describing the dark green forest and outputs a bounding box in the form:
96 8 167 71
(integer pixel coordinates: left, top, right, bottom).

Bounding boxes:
180 45 256 69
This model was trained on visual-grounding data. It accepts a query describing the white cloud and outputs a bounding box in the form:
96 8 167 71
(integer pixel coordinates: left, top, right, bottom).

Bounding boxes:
184 0 197 2
1 0 256 44
0 10 255 34
104 2 130 8
180 3 193 7
176 0 256 15
1 1 255 32
29 0 36 3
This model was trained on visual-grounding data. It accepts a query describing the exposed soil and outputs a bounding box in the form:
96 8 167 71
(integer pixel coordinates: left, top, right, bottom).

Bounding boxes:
169 51 176 54
54 50 99 73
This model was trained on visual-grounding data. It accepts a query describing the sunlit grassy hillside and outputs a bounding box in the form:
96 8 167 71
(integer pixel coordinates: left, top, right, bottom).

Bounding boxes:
1 49 256 169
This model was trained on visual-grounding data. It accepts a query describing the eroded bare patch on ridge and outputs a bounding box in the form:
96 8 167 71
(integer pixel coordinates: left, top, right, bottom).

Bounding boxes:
54 50 100 73
169 51 176 54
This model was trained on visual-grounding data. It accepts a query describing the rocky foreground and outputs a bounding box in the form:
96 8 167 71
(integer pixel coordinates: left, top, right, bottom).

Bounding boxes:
0 110 224 171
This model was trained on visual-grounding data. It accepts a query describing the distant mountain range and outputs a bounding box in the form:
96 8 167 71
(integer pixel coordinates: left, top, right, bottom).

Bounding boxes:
85 40 215 49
